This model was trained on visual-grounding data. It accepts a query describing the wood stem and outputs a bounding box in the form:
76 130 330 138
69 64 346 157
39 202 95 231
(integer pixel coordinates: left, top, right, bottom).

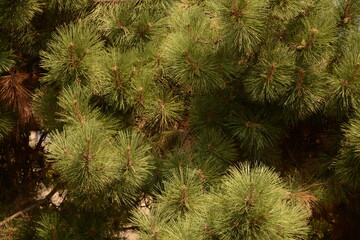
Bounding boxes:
69 42 75 67
180 185 188 205
126 145 132 167
343 1 352 24
0 184 60 227
73 100 85 123
265 62 277 83
296 69 306 90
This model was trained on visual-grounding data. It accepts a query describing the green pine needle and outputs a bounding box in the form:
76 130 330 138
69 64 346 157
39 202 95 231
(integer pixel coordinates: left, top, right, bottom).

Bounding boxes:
32 86 62 131
162 216 204 240
281 68 328 123
40 21 106 86
194 128 238 166
100 48 137 111
335 115 360 191
335 0 360 27
155 167 206 220
210 0 269 55
116 130 153 188
0 111 13 140
189 94 230 132
162 6 227 92
35 212 78 240
162 32 226 92
325 31 360 117
0 0 43 30
227 108 281 161
243 42 296 104
270 0 311 21
130 209 167 240
57 83 120 129
141 90 185 133
110 130 154 205
99 2 166 49
47 0 89 11
211 163 310 240
0 45 14 74
50 119 119 195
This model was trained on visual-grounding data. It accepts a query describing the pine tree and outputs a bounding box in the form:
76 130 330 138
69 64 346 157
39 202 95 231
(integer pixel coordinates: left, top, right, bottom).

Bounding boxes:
1 0 360 239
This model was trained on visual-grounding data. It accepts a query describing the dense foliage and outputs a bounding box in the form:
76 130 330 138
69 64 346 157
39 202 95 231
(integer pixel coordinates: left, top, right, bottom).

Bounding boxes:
1 0 360 239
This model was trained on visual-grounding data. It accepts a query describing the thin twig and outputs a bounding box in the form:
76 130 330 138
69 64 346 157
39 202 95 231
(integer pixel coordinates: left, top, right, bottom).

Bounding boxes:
0 184 60 227
35 132 48 151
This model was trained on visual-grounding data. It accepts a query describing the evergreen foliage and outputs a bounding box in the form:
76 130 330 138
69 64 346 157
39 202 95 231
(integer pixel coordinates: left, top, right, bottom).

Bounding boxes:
0 111 13 140
101 48 136 111
48 0 89 11
210 164 310 240
189 94 230 132
32 86 61 131
227 107 281 161
243 41 296 104
210 0 269 55
162 6 229 92
0 0 42 30
335 114 360 191
40 21 106 87
194 128 237 166
111 130 154 205
35 212 78 240
0 45 14 74
282 69 328 123
50 120 119 195
155 168 206 220
326 31 360 117
1 0 360 239
132 163 310 240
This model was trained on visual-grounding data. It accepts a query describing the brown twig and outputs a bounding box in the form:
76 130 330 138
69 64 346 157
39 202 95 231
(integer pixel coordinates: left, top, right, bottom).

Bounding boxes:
112 66 121 90
245 122 258 128
137 87 144 106
126 145 132 167
180 185 188 205
295 69 306 90
69 42 75 67
265 62 277 83
343 1 352 24
0 184 60 227
231 0 249 17
35 132 48 151
80 138 99 173
196 169 208 183
73 100 85 123
185 53 199 70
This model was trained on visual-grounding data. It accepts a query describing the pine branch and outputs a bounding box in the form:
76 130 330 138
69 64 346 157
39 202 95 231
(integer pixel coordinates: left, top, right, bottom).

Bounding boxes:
295 69 306 90
0 184 60 227
343 1 352 24
72 100 85 124
136 87 144 106
35 132 48 151
112 66 124 92
180 185 188 205
231 0 249 17
68 42 75 68
265 62 277 83
126 145 132 167
119 225 139 231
